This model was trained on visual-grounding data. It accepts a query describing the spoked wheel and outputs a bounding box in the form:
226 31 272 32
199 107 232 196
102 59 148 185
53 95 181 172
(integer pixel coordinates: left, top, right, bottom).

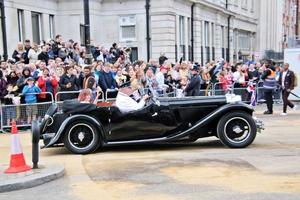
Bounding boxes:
217 112 257 148
64 121 100 154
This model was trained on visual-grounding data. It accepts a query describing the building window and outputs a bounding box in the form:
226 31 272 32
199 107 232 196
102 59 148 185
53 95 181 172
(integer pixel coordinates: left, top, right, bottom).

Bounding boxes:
211 23 215 47
31 12 42 44
129 47 138 63
204 21 209 47
179 16 185 60
241 0 248 9
204 21 210 63
220 0 226 7
188 17 192 61
234 0 239 7
179 16 185 45
250 0 254 12
119 15 136 41
17 9 25 42
221 26 225 47
49 15 55 39
238 31 251 50
221 26 225 59
80 24 85 46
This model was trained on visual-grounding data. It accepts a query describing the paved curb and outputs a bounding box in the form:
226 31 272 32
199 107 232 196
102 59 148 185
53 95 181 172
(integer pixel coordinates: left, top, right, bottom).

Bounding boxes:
0 164 65 193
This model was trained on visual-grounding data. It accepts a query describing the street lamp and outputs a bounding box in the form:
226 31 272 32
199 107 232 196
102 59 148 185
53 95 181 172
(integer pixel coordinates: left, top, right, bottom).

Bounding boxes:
0 0 8 61
83 0 92 64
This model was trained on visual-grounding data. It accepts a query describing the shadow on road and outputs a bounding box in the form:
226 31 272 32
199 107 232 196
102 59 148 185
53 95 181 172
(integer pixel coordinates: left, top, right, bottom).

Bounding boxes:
42 139 225 156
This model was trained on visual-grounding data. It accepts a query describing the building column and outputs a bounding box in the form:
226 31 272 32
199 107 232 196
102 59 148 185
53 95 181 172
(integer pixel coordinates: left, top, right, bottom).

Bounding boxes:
41 13 50 41
23 10 32 41
214 24 222 61
194 19 202 63
150 13 176 62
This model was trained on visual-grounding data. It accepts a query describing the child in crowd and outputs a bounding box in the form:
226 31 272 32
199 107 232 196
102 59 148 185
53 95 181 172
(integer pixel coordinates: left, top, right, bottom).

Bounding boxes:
22 77 41 123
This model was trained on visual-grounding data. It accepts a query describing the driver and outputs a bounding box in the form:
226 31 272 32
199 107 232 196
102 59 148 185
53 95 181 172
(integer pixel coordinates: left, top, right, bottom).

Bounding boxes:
115 86 149 113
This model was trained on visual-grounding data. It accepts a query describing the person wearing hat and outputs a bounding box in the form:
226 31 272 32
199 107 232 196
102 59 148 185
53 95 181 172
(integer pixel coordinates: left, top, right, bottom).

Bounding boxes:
21 77 42 123
184 64 201 97
115 85 149 113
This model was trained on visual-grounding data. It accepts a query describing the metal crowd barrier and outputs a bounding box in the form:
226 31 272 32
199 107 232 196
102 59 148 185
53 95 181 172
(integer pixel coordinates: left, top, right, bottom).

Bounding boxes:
55 90 81 111
105 89 118 102
55 90 104 111
0 92 54 133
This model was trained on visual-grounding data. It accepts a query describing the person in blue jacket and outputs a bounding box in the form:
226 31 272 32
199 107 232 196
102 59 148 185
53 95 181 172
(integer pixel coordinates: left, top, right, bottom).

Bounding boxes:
22 77 42 123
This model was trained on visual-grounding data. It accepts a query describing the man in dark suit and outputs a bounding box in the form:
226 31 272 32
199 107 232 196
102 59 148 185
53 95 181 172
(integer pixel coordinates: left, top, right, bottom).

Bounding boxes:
185 64 201 97
278 63 297 115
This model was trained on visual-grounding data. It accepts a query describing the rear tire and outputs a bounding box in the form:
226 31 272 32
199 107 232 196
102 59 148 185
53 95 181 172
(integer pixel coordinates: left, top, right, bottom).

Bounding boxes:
217 111 257 148
64 120 100 154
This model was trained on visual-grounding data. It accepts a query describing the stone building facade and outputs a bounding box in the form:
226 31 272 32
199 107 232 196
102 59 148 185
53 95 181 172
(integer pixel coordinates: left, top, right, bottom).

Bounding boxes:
0 0 297 64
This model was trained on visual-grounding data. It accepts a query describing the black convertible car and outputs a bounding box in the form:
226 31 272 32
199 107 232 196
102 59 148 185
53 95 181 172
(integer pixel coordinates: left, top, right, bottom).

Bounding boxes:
32 94 264 154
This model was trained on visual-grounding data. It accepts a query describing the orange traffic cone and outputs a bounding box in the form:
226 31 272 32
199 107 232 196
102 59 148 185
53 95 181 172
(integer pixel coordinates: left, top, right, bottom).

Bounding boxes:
5 120 31 173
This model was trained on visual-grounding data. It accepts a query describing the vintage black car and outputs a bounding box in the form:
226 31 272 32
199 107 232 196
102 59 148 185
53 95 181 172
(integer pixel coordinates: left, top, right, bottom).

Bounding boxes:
32 94 264 154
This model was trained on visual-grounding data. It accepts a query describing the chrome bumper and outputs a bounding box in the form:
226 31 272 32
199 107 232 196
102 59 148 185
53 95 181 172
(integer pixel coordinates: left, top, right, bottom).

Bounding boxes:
253 117 264 133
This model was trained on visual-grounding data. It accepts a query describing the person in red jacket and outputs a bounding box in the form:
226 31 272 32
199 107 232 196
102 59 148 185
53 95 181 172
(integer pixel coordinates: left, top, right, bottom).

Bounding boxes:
37 68 58 102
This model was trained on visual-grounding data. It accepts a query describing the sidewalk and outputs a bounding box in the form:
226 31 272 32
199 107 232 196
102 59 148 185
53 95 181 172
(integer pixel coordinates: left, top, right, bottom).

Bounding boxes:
0 132 65 193
0 164 64 193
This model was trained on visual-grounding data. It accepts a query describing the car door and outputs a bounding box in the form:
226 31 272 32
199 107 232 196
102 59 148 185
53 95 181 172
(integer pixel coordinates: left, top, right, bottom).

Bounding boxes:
107 104 168 141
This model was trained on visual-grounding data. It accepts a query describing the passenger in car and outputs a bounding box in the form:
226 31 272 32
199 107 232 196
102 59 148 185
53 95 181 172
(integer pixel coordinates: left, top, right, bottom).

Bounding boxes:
78 87 102 105
115 86 149 113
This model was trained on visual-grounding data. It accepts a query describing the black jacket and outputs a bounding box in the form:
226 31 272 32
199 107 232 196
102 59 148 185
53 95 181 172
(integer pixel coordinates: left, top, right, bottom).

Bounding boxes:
12 50 26 62
38 52 49 64
185 74 201 97
59 74 79 100
52 41 61 57
278 70 295 90
261 65 276 80
98 71 117 92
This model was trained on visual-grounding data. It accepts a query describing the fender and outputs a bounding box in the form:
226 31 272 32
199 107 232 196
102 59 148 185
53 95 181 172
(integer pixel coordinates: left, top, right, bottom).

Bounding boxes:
172 102 254 136
43 114 104 148
106 102 254 145
191 102 254 128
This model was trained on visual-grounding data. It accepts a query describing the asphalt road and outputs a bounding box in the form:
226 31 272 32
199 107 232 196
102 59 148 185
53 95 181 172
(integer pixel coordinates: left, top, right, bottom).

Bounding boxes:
0 104 300 200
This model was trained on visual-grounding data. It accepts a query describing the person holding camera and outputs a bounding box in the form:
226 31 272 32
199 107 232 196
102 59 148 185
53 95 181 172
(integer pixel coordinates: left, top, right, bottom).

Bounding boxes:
37 68 58 102
12 42 27 63
59 65 79 100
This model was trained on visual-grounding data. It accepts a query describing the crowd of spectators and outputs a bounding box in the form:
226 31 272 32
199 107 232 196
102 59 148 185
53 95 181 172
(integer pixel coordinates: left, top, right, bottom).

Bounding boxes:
0 34 284 114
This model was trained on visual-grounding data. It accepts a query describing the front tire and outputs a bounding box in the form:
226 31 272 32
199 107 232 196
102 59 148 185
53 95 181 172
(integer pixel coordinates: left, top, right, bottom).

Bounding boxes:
64 121 100 154
217 111 257 148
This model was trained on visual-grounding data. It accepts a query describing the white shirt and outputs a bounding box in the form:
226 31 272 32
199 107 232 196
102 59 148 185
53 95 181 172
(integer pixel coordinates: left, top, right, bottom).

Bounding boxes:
282 71 287 89
155 72 165 90
115 92 146 113
233 71 245 84
28 49 40 64
96 53 104 62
